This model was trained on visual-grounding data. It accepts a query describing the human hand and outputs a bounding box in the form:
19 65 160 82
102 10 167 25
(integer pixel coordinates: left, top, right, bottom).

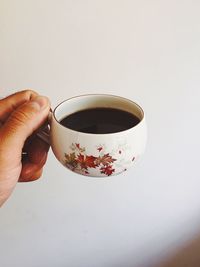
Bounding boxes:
0 90 50 207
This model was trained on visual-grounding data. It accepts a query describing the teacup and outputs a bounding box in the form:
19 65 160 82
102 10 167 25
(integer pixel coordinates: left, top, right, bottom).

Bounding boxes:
38 94 147 177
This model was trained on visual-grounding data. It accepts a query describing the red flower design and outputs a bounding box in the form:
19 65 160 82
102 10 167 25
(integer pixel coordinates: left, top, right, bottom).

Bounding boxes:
85 155 97 168
64 143 117 176
97 153 116 166
100 165 115 176
97 146 103 152
77 154 97 169
77 154 86 169
76 143 80 149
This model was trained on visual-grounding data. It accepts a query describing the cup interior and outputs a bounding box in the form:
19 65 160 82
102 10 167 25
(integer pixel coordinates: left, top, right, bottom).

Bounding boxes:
54 94 144 124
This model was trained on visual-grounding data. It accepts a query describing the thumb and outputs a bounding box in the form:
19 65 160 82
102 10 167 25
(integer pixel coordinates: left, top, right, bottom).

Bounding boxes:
0 96 50 150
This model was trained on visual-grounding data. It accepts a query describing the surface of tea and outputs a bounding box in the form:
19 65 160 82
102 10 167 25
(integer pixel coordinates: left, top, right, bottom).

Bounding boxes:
60 108 140 134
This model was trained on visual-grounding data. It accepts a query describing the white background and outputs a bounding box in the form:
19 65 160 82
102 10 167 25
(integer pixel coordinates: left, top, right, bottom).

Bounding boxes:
0 1 200 266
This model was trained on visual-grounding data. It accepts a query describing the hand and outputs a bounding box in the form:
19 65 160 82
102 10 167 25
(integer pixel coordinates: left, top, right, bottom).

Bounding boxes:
0 90 50 207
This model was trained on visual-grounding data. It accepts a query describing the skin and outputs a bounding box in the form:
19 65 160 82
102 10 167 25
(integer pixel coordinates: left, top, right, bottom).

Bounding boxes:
0 90 51 207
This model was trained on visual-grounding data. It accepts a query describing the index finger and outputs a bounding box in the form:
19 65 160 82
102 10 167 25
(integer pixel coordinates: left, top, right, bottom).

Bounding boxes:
0 90 38 122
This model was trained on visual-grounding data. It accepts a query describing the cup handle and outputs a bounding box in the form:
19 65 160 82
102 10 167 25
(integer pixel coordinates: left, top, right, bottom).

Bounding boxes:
36 127 50 145
36 111 52 145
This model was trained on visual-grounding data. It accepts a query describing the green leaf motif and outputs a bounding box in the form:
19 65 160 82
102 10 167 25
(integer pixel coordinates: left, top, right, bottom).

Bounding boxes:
65 152 77 168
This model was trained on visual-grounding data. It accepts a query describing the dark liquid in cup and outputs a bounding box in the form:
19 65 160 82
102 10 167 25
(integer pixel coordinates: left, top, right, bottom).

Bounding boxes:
59 108 141 134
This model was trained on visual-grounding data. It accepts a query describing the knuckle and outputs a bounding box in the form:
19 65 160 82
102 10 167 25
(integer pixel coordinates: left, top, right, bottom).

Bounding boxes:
21 89 38 99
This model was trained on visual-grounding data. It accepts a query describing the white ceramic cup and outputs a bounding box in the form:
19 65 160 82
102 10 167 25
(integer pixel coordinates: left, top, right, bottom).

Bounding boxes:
39 94 147 177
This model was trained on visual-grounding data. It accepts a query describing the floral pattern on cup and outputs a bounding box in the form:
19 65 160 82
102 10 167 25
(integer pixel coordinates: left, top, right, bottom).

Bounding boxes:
64 143 117 176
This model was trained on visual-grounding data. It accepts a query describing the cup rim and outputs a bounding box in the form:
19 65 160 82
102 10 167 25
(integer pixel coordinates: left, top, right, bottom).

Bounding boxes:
52 93 145 136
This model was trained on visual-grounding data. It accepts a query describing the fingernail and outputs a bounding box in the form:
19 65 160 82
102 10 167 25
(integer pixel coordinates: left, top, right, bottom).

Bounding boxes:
30 96 49 110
